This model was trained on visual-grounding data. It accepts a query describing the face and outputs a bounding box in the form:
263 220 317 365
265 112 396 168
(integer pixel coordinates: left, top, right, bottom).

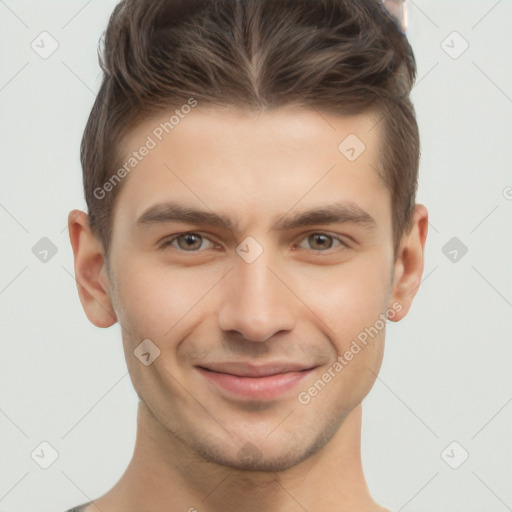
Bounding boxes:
100 106 403 471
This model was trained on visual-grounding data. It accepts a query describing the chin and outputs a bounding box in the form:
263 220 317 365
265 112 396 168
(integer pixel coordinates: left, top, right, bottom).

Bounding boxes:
192 431 329 473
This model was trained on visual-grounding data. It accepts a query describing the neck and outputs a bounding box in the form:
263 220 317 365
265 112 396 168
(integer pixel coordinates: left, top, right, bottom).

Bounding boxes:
94 400 383 512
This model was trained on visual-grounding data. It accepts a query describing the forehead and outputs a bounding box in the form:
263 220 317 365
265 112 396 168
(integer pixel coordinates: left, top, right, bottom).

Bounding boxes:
113 106 387 228
121 105 381 159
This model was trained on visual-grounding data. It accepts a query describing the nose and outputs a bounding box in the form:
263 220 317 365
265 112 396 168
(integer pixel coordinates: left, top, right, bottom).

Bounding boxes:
217 248 298 342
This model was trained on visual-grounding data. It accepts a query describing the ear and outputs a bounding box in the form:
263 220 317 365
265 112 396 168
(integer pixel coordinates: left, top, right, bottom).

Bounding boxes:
67 209 118 328
388 204 428 322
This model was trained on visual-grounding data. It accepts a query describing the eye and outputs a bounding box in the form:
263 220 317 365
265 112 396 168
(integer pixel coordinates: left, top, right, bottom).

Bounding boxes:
296 232 348 252
159 232 217 252
160 231 348 254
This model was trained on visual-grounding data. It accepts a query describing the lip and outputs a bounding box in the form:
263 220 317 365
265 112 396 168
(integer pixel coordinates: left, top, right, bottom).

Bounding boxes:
197 362 316 400
199 361 315 377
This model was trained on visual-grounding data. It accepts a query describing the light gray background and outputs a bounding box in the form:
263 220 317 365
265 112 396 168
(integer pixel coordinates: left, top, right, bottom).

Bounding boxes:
1 1 511 511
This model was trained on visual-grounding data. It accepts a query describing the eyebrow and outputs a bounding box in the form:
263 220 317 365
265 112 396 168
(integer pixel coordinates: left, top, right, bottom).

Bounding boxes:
135 201 377 233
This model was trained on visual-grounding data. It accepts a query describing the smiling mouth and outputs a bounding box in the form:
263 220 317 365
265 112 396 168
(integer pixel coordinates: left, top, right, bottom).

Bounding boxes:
196 364 317 400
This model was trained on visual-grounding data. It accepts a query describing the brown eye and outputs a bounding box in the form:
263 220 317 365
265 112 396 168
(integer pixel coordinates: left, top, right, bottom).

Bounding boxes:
297 232 346 252
308 234 333 250
160 232 215 252
176 233 203 250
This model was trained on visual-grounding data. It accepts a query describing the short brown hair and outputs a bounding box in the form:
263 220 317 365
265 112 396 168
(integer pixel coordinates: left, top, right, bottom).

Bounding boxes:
81 0 419 261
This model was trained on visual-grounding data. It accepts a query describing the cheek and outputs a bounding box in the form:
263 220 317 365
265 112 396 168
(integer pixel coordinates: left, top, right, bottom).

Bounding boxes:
111 257 223 340
297 260 389 409
295 252 392 345
112 245 391 348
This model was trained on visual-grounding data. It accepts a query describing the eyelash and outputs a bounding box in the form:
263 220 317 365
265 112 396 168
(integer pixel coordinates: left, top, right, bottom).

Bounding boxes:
159 231 349 253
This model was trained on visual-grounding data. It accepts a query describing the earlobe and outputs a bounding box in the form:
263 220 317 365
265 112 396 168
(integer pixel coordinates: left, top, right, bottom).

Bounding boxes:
388 204 428 322
67 209 118 328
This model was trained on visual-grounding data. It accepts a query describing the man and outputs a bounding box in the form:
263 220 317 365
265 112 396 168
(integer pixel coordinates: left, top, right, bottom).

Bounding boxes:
67 0 428 510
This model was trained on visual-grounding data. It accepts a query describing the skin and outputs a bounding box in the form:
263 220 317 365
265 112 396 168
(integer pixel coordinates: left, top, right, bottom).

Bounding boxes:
68 105 428 512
